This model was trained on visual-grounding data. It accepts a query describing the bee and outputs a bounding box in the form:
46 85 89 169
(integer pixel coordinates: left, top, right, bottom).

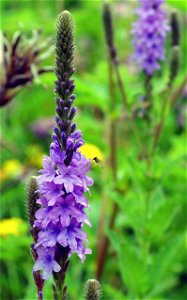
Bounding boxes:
92 157 103 167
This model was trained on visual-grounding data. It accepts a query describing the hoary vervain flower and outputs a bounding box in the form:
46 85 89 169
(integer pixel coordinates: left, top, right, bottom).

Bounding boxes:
132 0 170 75
27 11 93 299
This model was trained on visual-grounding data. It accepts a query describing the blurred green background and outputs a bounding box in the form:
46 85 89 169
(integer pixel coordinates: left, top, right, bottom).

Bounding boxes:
0 0 186 299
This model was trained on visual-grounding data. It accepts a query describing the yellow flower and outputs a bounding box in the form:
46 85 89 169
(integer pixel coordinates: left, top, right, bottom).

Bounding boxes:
80 143 104 166
27 145 43 168
0 160 23 182
0 218 26 237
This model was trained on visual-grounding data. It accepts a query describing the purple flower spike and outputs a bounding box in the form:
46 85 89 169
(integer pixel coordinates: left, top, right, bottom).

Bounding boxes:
132 0 170 75
31 11 94 284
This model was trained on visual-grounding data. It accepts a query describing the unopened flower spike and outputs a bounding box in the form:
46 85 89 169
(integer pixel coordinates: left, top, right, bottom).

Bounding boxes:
102 2 128 106
102 3 117 64
26 177 44 300
169 12 180 85
170 12 180 47
26 176 39 232
28 10 94 299
85 279 101 300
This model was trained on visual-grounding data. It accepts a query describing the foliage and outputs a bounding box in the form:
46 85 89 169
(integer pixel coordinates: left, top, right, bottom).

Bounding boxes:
0 1 186 300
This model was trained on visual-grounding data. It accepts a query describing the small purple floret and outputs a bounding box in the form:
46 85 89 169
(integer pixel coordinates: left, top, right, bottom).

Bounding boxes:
33 247 61 280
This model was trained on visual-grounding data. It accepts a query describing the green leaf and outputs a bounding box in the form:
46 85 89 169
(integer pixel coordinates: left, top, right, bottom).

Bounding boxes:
107 229 121 253
148 233 185 296
146 199 180 242
119 243 149 297
148 186 166 214
103 284 128 300
108 231 149 297
167 0 187 11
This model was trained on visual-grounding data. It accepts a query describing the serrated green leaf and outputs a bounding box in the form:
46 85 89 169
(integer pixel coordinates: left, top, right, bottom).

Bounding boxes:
106 229 121 253
146 200 180 242
148 186 166 215
149 234 185 291
108 231 149 297
118 242 149 297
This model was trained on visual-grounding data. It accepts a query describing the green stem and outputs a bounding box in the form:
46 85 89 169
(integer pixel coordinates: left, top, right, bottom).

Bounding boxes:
114 63 128 108
113 62 147 159
53 247 69 300
151 87 171 157
144 73 153 116
96 56 117 280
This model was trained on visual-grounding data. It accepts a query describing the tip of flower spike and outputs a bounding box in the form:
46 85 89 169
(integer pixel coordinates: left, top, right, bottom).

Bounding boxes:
102 2 113 47
58 10 71 18
84 279 101 300
55 9 75 87
57 10 73 29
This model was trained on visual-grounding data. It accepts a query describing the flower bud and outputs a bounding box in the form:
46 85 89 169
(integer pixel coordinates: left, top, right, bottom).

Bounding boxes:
85 279 101 300
26 177 39 228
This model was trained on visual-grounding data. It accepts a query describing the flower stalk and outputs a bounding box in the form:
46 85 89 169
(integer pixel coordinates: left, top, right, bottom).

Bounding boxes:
144 73 153 121
27 11 93 300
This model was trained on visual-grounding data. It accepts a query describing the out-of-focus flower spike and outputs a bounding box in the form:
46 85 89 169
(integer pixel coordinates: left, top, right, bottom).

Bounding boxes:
103 3 113 48
169 12 180 86
171 12 180 47
169 46 180 86
102 2 117 63
132 0 170 75
85 279 101 300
